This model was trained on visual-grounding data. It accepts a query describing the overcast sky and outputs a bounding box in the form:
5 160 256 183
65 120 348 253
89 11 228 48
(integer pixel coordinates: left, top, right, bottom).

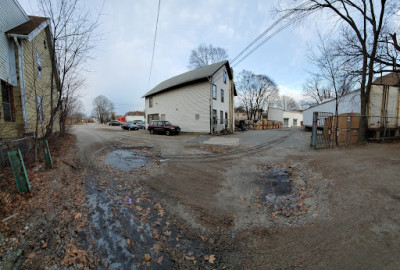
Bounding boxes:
19 0 332 116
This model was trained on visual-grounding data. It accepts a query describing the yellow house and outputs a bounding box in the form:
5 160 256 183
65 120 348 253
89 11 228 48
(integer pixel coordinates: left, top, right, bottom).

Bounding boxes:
1 15 59 139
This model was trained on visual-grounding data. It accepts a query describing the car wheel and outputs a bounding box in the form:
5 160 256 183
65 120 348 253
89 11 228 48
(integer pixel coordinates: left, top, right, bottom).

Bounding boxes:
150 129 154 134
165 130 171 136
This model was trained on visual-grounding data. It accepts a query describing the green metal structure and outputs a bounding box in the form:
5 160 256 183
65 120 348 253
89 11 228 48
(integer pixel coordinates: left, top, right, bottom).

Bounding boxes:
40 140 53 169
8 150 31 193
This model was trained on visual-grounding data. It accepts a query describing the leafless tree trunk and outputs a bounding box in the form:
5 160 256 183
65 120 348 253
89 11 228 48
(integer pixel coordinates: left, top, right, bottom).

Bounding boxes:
236 70 279 120
188 44 228 70
39 0 101 137
280 0 399 140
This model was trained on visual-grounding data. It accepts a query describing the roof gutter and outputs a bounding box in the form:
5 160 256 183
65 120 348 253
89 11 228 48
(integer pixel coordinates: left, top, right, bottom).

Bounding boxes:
9 35 29 133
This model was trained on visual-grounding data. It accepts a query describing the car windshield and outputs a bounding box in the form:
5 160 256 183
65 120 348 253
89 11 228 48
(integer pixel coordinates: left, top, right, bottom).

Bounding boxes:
164 121 171 126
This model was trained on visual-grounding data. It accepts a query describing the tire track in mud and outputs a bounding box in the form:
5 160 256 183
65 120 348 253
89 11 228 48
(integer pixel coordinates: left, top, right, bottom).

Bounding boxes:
160 132 293 162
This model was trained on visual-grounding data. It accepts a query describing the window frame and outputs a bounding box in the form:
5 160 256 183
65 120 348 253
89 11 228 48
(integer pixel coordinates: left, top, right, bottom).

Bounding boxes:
220 110 223 124
36 50 42 78
221 89 224 103
36 94 44 123
223 71 227 84
212 84 217 100
149 97 153 108
1 80 15 122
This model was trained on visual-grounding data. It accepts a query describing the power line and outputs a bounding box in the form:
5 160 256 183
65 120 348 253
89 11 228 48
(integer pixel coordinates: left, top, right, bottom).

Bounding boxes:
147 0 161 91
230 3 310 68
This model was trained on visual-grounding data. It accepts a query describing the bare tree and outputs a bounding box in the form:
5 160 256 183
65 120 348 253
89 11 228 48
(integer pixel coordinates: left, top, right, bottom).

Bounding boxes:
277 95 300 111
188 44 228 70
281 0 400 139
303 74 332 104
38 0 101 137
92 95 114 124
236 70 279 120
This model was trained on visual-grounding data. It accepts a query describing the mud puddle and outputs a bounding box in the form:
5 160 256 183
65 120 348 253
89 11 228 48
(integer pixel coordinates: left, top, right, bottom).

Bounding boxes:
85 170 216 269
256 164 308 217
103 149 152 171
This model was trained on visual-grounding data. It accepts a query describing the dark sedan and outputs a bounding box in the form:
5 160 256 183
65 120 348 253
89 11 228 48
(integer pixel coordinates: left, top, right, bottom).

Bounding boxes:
109 120 122 126
121 123 139 131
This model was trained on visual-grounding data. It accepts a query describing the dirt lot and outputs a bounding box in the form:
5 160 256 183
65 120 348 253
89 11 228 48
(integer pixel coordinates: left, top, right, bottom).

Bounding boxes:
1 124 400 269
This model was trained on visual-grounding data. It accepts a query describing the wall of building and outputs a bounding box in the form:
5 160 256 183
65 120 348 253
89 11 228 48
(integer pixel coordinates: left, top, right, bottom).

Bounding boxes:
145 81 210 132
211 65 233 132
268 107 283 121
0 0 28 84
282 111 303 127
22 27 59 137
125 115 145 122
302 91 361 127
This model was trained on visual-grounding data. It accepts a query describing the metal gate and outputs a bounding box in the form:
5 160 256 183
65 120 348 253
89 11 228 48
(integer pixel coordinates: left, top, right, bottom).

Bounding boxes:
311 112 336 149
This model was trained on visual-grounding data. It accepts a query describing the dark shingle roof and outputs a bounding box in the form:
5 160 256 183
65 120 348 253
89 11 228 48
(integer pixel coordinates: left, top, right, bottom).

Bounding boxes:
372 72 400 86
143 61 231 98
6 16 48 35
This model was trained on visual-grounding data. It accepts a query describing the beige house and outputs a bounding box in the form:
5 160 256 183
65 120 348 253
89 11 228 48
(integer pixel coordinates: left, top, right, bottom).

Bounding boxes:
143 61 237 133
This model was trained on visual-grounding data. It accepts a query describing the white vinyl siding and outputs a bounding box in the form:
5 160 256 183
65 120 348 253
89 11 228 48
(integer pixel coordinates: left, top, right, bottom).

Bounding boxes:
211 66 231 132
145 81 210 132
0 0 29 83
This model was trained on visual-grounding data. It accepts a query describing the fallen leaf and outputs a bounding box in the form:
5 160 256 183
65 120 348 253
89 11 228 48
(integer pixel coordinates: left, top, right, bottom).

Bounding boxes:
208 254 216 264
74 213 82 219
126 239 130 246
41 242 47 249
156 256 163 264
144 254 151 262
27 252 35 259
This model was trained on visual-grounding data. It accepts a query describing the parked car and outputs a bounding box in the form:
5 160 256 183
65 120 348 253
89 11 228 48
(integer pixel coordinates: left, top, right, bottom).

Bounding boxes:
109 120 122 126
148 120 180 135
133 120 146 129
121 123 139 131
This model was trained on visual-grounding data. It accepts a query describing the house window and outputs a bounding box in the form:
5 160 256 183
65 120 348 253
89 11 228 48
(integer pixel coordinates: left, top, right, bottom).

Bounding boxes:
212 84 217 99
213 109 217 124
195 114 199 120
1 80 15 122
220 111 223 124
223 71 227 83
221 89 224 102
149 97 153 108
36 50 42 77
36 95 44 123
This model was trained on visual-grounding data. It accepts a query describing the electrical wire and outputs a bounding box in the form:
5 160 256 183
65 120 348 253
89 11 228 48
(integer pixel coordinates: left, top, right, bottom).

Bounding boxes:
147 0 161 91
230 3 310 68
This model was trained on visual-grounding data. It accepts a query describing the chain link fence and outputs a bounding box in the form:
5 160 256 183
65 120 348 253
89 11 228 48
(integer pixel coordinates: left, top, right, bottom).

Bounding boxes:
0 136 36 168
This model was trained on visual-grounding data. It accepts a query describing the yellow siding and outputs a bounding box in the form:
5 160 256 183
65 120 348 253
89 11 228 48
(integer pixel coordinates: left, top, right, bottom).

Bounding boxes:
22 28 58 137
0 26 58 139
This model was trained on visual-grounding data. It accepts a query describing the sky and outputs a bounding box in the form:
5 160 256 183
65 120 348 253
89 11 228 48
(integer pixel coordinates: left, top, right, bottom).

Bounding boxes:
18 0 332 116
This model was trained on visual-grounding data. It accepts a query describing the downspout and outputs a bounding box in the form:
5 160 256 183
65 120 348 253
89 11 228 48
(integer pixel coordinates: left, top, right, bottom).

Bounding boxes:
12 36 29 133
208 76 213 134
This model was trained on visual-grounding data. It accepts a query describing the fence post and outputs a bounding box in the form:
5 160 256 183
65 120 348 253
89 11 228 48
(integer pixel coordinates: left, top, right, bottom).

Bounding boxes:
348 115 352 145
311 112 318 148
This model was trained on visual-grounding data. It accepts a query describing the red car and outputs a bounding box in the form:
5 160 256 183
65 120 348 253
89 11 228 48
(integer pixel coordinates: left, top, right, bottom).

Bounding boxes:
148 120 180 135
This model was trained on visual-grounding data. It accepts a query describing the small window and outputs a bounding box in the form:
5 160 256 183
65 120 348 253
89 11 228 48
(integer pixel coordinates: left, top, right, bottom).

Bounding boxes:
223 71 227 83
36 50 42 77
220 111 223 124
212 84 217 99
221 89 224 103
149 97 153 108
43 40 47 49
195 114 199 120
1 80 15 122
36 94 44 123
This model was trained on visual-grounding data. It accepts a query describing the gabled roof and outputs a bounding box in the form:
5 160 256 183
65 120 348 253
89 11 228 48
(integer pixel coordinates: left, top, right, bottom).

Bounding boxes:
142 61 233 98
372 72 400 86
6 16 49 41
